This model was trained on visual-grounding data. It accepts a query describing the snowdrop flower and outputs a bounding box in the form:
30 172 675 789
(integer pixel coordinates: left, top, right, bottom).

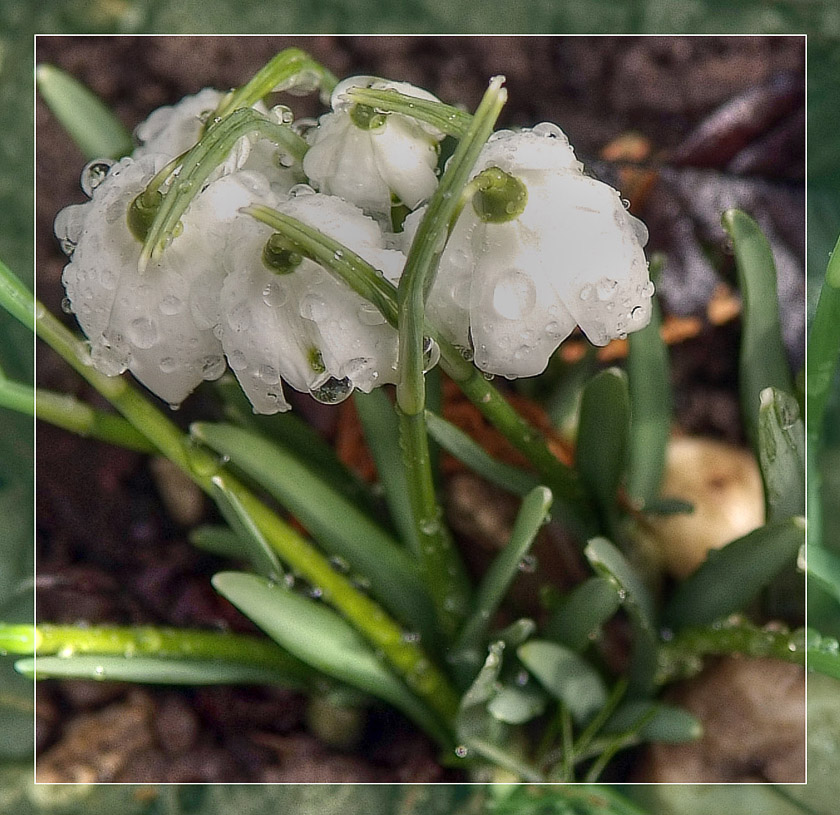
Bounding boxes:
56 155 274 406
405 123 653 378
302 76 445 218
219 188 405 414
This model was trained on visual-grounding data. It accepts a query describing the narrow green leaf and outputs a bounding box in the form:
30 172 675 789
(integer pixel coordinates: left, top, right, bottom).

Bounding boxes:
189 525 244 560
36 64 134 160
542 576 622 651
576 368 630 523
604 701 702 743
758 387 805 520
627 262 671 507
454 487 553 665
209 474 283 579
585 537 658 696
721 209 794 445
664 516 805 629
0 259 35 332
806 545 840 604
17 655 295 686
425 409 541 497
212 571 450 746
353 388 420 553
807 231 840 442
192 421 435 638
215 375 378 519
517 639 608 725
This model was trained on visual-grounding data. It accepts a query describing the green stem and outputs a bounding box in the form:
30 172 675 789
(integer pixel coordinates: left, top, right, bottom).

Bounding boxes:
345 86 473 138
656 620 806 685
1 623 310 679
24 292 459 725
212 48 338 122
393 77 506 636
140 108 308 269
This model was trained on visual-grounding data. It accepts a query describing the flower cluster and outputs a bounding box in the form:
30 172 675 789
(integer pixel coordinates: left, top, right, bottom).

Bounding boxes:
56 73 653 412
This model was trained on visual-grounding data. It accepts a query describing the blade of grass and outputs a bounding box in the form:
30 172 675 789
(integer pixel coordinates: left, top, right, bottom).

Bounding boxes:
576 369 630 536
453 486 553 673
212 571 453 746
353 389 420 554
542 576 622 651
758 387 805 520
721 209 794 446
209 474 284 580
663 516 806 629
36 64 133 160
626 256 671 508
425 409 541 497
191 421 436 641
585 537 658 697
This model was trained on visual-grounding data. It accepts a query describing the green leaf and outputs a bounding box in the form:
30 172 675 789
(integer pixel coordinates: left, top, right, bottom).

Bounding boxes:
664 516 805 629
604 701 702 743
211 571 450 745
209 473 283 579
721 209 794 446
517 639 608 725
353 388 420 553
188 524 244 559
486 682 547 725
425 409 541 497
806 546 840 605
192 421 435 638
542 576 622 651
36 63 133 160
627 261 671 507
577 368 630 523
16 654 295 686
584 537 658 696
758 387 805 520
454 487 553 664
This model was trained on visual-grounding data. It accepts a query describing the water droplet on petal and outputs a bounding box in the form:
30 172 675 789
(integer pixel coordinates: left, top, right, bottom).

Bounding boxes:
422 337 440 372
80 159 115 197
128 317 159 349
358 302 386 325
310 376 353 404
200 355 226 380
159 295 184 315
262 280 288 307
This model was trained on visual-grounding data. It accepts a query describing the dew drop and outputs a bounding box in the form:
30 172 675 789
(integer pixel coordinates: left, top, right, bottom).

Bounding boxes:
227 302 252 331
518 554 538 573
299 292 329 322
228 350 248 371
258 364 280 384
630 305 645 321
200 355 226 380
422 337 440 372
596 278 618 301
128 317 159 349
454 745 469 758
61 296 73 314
159 356 178 373
358 302 386 325
492 270 536 320
262 280 288 307
310 376 354 405
159 295 184 315
80 159 115 198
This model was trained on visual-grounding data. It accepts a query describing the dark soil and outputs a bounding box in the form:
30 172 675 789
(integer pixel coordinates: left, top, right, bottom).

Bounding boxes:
34 35 805 783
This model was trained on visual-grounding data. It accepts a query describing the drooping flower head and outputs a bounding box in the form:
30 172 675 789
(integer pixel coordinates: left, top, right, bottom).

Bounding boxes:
303 76 446 218
219 188 405 413
406 123 653 378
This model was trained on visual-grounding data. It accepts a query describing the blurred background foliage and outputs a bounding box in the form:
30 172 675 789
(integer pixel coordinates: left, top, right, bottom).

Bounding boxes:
1 0 838 812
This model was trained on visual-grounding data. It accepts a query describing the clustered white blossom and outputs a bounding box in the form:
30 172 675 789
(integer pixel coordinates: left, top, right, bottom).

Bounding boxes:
56 73 654 413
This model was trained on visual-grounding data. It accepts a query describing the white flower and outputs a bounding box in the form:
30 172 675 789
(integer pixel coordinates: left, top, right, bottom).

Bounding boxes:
302 76 445 217
219 188 405 414
133 88 225 159
56 156 274 406
405 123 653 378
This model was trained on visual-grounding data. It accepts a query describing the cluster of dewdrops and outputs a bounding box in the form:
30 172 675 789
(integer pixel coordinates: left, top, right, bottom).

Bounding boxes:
55 75 654 413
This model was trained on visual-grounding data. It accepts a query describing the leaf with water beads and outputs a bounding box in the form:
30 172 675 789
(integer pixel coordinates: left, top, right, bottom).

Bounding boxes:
584 537 658 697
453 487 553 670
36 64 134 160
191 421 437 641
758 387 805 520
212 571 451 746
